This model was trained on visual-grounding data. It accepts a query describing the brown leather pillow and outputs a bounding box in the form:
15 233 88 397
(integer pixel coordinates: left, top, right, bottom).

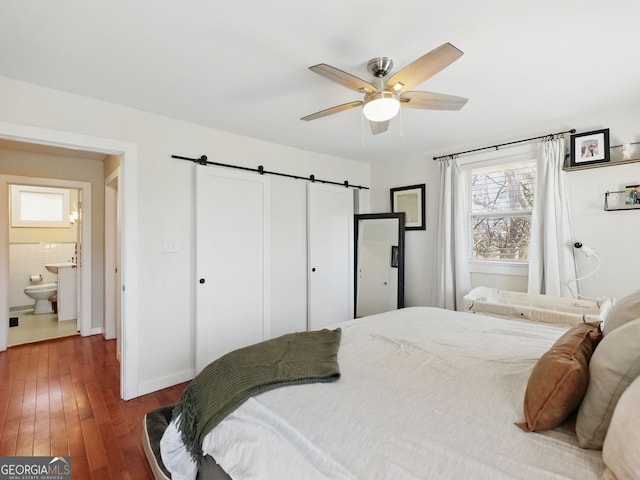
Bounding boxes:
516 321 602 432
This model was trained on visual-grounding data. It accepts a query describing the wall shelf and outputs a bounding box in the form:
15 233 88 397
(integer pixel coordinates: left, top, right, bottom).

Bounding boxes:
604 190 640 211
564 142 640 171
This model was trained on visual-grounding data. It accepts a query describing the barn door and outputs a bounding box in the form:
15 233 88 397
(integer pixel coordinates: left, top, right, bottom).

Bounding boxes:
195 166 270 372
307 183 354 330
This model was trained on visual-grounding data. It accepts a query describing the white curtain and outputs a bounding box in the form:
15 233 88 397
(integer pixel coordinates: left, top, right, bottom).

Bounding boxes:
528 137 577 297
433 157 471 310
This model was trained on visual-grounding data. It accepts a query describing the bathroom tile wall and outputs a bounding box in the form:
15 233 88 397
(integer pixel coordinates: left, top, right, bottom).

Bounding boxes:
9 242 76 309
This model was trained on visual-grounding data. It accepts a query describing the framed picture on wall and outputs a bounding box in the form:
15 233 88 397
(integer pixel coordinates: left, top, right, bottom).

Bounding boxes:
390 183 425 230
570 128 610 167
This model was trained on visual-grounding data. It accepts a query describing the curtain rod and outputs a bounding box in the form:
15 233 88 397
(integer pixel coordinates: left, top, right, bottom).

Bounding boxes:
172 154 370 190
432 128 576 161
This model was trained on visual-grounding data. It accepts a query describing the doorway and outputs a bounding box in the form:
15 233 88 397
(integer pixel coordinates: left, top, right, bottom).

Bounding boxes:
7 181 84 345
2 175 92 344
0 120 139 400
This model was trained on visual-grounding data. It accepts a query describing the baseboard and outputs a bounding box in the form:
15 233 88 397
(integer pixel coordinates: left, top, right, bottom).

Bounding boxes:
10 305 33 312
138 369 194 397
89 326 104 336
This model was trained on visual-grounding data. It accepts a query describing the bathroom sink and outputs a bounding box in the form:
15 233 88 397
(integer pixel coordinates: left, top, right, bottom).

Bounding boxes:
45 262 76 274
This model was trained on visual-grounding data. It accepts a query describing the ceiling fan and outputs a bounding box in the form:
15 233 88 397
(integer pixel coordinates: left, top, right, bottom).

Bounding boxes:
301 42 468 135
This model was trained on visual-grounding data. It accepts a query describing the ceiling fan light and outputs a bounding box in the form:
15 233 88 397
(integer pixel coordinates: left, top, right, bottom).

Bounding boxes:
362 92 400 122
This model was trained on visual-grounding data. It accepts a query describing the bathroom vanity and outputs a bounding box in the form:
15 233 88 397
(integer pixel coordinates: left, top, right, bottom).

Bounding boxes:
45 263 77 321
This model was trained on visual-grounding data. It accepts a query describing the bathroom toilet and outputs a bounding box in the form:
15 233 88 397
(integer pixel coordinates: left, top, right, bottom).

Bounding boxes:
24 283 58 314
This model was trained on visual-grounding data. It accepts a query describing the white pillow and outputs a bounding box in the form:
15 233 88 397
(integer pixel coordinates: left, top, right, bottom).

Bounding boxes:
602 375 640 480
576 318 640 449
602 289 640 336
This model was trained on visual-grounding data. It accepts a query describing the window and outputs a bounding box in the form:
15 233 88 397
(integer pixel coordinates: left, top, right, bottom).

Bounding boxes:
470 160 536 262
10 185 71 227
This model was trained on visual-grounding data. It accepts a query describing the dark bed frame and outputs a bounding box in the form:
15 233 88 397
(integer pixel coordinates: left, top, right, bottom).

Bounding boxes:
143 405 232 480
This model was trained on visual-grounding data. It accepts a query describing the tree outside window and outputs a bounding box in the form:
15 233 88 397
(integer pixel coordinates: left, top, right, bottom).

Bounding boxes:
470 160 536 261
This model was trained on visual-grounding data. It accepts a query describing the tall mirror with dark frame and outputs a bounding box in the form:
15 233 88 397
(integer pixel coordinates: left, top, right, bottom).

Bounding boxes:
354 213 405 318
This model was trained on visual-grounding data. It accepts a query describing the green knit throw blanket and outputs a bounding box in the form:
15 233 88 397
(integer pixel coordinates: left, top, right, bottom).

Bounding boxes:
173 328 342 464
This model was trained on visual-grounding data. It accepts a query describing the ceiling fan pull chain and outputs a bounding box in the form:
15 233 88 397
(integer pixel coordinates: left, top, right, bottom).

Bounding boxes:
361 111 366 148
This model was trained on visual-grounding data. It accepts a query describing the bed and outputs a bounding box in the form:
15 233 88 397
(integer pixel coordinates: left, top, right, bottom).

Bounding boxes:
147 302 640 480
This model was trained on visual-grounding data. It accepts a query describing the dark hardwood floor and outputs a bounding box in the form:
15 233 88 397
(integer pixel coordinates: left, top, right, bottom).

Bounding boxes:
0 334 188 479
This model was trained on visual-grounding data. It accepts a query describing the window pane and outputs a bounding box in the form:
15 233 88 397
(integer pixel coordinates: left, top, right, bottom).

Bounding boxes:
472 215 531 261
21 191 65 221
470 159 536 262
472 161 535 214
10 185 71 227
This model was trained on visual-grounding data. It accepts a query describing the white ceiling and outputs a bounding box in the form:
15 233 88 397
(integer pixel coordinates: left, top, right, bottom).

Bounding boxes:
1 0 638 164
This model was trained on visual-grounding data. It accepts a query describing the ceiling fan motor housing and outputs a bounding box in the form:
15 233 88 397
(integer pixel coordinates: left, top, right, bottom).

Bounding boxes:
367 57 393 78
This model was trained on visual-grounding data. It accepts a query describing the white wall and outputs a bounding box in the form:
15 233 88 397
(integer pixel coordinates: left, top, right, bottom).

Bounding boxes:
561 107 640 301
370 106 640 305
0 76 370 396
566 162 640 300
369 154 436 306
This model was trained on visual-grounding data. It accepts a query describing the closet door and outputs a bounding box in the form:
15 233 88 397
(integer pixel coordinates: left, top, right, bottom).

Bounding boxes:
195 166 270 372
307 183 354 330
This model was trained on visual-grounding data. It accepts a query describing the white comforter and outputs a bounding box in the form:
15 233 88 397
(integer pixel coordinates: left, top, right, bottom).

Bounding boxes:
162 307 604 479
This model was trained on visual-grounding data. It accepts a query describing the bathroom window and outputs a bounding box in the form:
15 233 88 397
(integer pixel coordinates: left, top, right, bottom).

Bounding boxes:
10 185 71 227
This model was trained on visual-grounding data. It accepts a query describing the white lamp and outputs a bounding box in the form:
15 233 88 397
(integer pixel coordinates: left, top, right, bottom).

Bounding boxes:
362 92 400 122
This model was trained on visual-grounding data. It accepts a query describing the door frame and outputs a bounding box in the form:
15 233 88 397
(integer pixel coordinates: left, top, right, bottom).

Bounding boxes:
104 168 120 343
0 121 139 400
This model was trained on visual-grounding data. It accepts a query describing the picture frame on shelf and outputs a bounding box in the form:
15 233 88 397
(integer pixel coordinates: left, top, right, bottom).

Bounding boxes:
390 184 425 230
570 128 610 167
625 184 640 205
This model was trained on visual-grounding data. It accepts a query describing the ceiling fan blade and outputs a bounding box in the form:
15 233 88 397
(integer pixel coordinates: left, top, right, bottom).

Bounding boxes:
369 120 390 135
309 64 377 93
386 43 463 92
400 91 468 110
301 101 363 121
